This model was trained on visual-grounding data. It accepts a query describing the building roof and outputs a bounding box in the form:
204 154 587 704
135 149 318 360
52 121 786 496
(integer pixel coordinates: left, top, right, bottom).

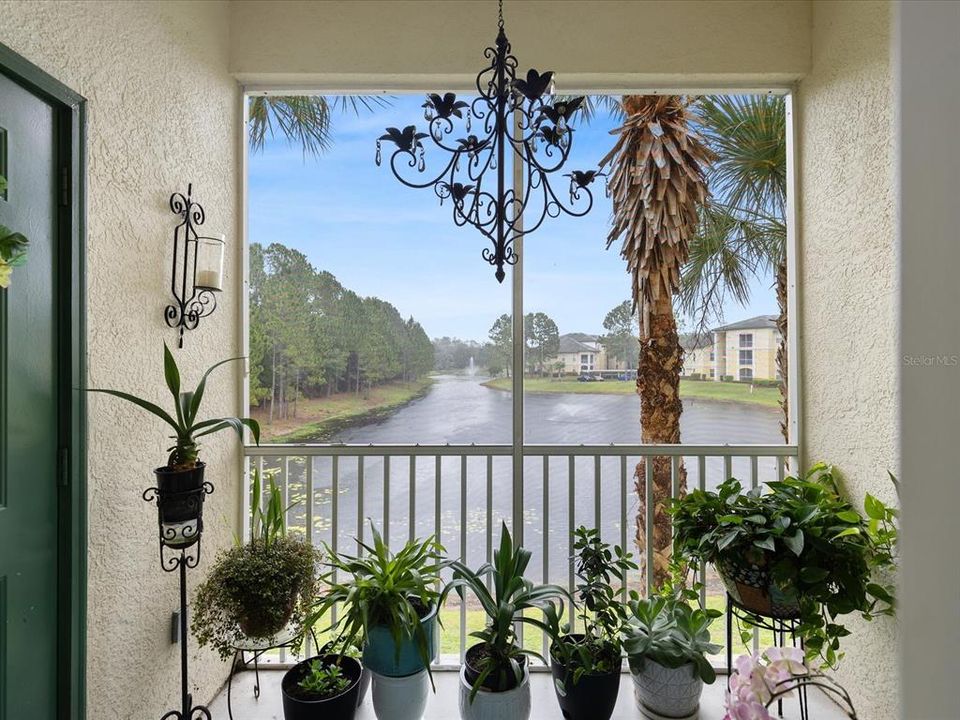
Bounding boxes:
557 333 601 354
680 332 712 350
713 315 778 332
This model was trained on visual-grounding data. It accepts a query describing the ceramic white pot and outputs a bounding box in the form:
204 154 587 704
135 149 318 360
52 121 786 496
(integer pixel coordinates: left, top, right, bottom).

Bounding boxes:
631 659 703 719
458 665 531 720
370 668 429 720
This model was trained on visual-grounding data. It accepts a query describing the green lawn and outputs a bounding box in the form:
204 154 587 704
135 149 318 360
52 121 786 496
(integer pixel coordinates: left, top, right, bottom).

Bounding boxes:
483 377 781 408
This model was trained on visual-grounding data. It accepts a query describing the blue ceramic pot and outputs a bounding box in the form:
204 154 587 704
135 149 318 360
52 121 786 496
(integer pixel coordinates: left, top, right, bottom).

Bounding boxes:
362 602 438 677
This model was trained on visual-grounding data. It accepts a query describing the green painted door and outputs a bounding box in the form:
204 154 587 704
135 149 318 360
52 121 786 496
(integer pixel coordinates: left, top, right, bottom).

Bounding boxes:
0 71 59 719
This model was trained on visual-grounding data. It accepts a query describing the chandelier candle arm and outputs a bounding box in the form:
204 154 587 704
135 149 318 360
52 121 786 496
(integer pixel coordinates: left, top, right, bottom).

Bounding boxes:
375 0 601 283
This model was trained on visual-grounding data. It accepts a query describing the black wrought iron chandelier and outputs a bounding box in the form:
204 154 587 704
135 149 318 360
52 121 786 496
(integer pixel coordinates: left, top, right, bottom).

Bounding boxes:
375 0 601 282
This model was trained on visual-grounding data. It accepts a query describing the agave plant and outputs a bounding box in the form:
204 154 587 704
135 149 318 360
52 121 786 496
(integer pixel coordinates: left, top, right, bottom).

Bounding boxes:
88 342 260 469
441 523 568 699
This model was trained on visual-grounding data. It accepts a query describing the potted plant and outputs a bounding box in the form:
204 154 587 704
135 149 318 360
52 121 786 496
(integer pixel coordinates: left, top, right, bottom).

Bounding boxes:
281 651 364 720
671 462 898 667
0 174 29 290
88 343 260 544
441 523 568 720
310 522 448 720
545 526 637 720
622 581 721 720
191 469 319 656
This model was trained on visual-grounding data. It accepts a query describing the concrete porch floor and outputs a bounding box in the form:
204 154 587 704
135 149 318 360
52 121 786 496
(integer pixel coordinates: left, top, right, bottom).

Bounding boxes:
210 669 848 719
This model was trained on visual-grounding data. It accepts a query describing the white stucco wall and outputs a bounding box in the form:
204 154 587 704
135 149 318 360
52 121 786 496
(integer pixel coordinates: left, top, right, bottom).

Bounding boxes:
797 2 899 718
0 2 241 718
229 0 812 89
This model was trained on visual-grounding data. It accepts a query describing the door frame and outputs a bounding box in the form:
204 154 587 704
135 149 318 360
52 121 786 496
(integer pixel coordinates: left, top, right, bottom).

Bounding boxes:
0 42 86 720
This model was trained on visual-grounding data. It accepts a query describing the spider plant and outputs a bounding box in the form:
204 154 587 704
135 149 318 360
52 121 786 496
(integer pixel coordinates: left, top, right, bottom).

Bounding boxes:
309 522 448 683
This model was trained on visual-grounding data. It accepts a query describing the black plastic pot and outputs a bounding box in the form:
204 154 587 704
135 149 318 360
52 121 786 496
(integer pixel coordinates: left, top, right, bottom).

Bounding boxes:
464 642 527 692
550 636 621 720
153 462 206 524
281 655 362 720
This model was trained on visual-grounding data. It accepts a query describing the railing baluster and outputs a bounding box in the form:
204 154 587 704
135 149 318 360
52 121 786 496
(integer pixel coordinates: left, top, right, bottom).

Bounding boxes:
305 457 315 657
645 456 654 598
594 455 602 533
698 454 707 609
409 456 416 543
383 455 391 542
724 454 732 484
777 455 785 482
568 456 576 600
434 454 442 667
542 455 550 659
357 456 365 545
751 455 760 654
460 455 467 663
486 455 493 593
331 455 339 627
280 456 290 664
434 455 441 548
282 456 290 527
620 455 628 603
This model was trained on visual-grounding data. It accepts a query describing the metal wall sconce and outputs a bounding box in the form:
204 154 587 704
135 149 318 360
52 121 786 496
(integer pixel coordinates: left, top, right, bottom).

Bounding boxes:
165 184 224 348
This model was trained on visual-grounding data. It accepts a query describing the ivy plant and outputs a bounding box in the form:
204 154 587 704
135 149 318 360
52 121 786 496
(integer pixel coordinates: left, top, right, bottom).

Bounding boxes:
671 462 898 668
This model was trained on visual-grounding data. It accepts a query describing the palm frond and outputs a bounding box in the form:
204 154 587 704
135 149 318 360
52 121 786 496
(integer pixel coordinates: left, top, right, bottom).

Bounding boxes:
696 95 786 217
680 204 783 335
248 95 393 157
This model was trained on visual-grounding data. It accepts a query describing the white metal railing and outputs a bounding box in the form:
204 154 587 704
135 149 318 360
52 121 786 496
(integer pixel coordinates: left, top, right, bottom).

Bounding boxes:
243 443 798 669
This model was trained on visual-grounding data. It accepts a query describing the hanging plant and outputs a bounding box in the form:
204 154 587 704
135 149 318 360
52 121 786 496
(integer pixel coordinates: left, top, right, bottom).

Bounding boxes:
0 175 29 290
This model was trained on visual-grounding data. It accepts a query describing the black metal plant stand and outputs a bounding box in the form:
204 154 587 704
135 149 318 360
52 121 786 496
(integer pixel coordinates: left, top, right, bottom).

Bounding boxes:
143 481 215 720
726 594 809 720
225 627 317 720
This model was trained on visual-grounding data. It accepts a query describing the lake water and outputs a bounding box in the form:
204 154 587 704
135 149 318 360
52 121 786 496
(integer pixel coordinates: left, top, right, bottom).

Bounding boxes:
267 375 786 585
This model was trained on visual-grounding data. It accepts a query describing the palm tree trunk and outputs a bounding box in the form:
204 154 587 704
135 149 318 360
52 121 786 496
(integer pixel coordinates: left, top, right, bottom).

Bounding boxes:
776 260 789 443
636 293 687 590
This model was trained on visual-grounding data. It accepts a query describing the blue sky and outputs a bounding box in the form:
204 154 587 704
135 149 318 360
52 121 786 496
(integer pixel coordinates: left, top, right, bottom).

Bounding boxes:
248 95 777 343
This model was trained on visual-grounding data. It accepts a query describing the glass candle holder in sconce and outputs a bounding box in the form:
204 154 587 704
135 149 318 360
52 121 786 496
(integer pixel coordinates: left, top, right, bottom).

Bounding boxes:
195 234 225 291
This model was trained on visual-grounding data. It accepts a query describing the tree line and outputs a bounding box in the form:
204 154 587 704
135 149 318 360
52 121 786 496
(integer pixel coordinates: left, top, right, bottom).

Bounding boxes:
250 242 434 421
433 302 639 377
